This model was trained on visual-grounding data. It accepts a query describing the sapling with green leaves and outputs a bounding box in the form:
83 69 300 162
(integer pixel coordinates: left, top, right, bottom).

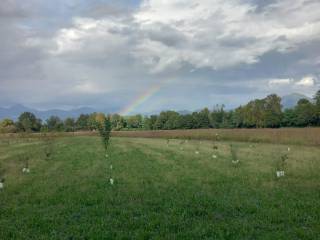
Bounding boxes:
22 155 30 173
195 141 200 155
276 153 288 178
96 115 113 185
0 164 4 190
97 117 111 154
212 135 219 159
230 144 239 165
0 178 4 190
212 144 218 159
179 140 185 150
215 133 220 141
42 133 54 160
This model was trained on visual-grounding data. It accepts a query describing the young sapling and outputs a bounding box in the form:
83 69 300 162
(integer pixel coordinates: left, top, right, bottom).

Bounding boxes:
96 115 112 185
42 133 54 160
179 140 185 150
0 166 4 190
0 178 4 190
212 136 219 158
195 142 200 155
22 156 30 173
276 153 288 178
230 144 239 165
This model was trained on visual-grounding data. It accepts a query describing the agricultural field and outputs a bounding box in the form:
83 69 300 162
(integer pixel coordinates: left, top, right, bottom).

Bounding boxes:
112 128 320 146
0 135 320 239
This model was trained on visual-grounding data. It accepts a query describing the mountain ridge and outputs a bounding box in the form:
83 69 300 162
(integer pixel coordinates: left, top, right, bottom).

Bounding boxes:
281 93 312 109
0 105 97 121
0 93 313 120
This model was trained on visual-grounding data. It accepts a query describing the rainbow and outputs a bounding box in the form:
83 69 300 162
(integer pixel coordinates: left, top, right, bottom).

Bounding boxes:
119 82 165 116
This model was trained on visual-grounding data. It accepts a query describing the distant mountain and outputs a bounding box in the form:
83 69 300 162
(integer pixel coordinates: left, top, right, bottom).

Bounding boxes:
281 93 312 109
177 110 192 115
139 109 193 116
0 93 314 121
0 104 34 120
0 104 97 121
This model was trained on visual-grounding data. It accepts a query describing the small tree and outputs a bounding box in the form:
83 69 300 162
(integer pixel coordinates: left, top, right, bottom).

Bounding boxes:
40 132 54 160
64 118 76 132
276 153 288 178
20 155 30 173
17 112 41 132
46 116 64 132
96 115 112 184
97 116 111 152
0 163 5 189
179 139 185 150
212 133 219 150
195 141 200 154
230 144 239 165
0 119 17 133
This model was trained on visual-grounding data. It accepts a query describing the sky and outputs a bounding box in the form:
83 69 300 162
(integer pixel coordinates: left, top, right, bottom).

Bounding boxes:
0 0 319 114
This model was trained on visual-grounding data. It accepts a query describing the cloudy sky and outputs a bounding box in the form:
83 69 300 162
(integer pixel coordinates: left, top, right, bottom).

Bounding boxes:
0 0 319 113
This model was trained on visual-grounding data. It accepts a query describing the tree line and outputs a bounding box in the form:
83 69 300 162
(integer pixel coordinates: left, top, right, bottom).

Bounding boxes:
0 90 319 133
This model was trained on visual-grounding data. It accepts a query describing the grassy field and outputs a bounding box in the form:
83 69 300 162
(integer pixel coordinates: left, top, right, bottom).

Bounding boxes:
112 128 320 146
0 136 320 239
2 127 320 146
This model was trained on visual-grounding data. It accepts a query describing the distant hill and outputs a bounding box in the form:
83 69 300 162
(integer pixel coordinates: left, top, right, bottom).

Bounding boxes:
0 93 314 121
140 109 192 116
177 110 192 115
0 104 97 121
281 93 312 109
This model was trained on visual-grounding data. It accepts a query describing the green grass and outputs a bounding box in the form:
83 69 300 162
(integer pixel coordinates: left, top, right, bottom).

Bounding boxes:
0 136 320 239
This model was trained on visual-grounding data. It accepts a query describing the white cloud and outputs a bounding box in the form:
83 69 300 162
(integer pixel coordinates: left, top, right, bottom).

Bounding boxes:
295 76 316 87
72 82 106 94
131 0 320 71
41 0 320 73
49 17 130 56
268 78 293 87
263 75 319 99
268 76 317 88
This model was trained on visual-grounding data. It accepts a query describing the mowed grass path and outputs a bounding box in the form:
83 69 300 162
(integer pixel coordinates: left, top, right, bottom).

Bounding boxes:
0 136 320 239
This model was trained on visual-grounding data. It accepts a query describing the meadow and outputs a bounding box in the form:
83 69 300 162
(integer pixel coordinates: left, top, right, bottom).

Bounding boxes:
112 128 320 146
0 135 320 239
2 127 320 146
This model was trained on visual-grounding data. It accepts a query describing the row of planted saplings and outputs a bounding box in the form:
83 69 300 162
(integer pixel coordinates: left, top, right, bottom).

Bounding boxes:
167 137 241 165
166 135 290 178
1 116 113 190
0 133 55 190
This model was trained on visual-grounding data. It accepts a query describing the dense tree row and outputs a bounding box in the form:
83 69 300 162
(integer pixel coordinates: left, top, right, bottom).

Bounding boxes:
1 90 319 133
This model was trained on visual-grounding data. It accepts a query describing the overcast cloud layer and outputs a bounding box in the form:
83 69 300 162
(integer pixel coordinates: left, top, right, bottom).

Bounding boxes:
0 0 319 113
